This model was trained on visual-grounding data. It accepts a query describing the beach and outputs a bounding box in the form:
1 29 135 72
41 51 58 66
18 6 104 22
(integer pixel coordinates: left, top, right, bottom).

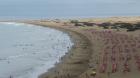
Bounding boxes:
26 20 93 78
0 0 140 78
25 16 140 78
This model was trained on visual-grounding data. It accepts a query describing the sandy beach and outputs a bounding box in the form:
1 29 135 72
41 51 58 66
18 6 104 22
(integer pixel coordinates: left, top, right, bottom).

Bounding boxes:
25 16 140 78
1 0 140 78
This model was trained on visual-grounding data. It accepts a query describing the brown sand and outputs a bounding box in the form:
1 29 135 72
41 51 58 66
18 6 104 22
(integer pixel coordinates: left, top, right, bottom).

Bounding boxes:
26 21 94 78
24 16 140 78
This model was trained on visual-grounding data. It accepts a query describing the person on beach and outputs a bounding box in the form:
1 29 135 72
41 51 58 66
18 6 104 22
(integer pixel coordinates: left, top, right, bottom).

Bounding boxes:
90 68 97 77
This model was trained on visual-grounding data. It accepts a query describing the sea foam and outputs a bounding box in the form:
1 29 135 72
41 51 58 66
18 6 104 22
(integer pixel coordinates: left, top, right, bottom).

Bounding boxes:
0 22 73 78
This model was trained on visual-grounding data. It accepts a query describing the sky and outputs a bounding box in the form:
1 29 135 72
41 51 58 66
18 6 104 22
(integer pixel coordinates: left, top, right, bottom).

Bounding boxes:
0 0 139 18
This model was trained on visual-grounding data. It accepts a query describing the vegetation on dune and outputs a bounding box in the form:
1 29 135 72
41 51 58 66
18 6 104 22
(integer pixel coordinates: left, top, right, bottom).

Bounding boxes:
70 20 140 31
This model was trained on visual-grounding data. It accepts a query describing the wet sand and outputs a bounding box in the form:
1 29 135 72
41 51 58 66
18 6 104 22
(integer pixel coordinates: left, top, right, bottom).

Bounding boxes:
26 21 93 78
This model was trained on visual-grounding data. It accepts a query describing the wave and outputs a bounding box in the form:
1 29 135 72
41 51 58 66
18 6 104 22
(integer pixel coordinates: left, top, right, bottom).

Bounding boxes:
0 22 73 78
0 22 35 27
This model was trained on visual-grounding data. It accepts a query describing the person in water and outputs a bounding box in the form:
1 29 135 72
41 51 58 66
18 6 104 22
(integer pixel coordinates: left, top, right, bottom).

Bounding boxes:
10 75 13 78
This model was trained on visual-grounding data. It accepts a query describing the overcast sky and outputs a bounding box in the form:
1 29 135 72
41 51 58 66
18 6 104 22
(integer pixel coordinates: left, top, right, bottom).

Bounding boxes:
0 0 139 18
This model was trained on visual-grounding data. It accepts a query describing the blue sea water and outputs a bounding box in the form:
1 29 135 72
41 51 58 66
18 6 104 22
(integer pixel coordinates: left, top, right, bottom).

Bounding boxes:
0 0 140 19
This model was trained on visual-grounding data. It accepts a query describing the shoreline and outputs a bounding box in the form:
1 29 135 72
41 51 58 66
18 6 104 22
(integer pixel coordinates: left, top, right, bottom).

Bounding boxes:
20 16 140 78
26 21 93 78
0 22 74 78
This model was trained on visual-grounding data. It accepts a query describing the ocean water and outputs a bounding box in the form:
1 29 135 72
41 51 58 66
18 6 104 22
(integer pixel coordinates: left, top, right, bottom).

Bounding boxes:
0 22 73 78
0 0 140 19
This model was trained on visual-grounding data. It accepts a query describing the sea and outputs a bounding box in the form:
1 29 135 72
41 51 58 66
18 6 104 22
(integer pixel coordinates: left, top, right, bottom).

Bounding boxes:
0 22 73 78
